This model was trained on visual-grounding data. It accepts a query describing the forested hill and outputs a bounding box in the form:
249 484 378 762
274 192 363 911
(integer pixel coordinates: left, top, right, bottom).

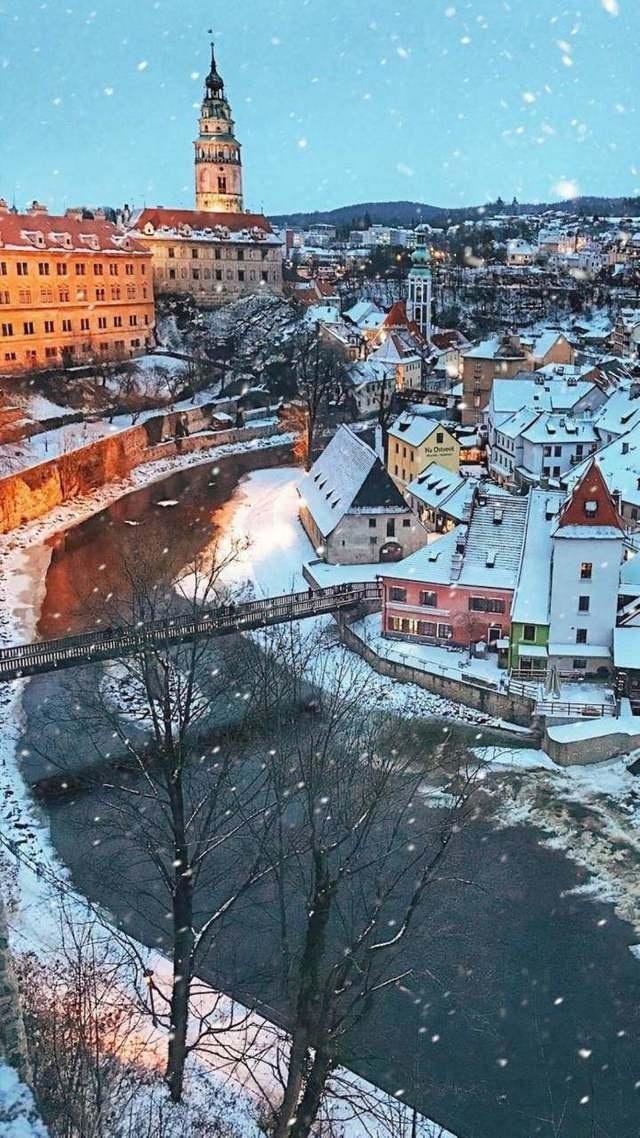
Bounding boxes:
270 196 640 228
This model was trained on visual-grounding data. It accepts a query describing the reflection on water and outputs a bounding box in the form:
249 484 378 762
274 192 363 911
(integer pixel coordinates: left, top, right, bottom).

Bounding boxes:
36 451 287 639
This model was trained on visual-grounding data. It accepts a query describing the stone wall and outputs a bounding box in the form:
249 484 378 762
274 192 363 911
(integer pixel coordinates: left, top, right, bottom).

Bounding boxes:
0 412 288 535
544 720 640 766
340 621 536 729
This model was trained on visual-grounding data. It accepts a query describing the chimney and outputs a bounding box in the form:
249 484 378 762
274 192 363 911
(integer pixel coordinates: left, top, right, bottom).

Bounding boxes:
374 423 384 462
27 200 48 215
65 207 84 221
0 199 9 215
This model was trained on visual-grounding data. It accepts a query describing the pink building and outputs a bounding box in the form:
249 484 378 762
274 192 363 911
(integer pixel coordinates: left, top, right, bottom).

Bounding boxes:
380 489 529 649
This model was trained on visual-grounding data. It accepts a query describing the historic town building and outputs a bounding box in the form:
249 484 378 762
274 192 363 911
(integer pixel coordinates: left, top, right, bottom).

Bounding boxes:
406 246 433 341
127 41 282 305
0 202 154 374
194 43 244 213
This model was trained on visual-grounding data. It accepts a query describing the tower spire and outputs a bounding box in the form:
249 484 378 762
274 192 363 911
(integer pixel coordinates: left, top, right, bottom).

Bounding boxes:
194 37 243 213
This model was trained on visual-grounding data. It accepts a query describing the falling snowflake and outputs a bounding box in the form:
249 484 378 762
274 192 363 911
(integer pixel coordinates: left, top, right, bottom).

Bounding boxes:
601 0 619 14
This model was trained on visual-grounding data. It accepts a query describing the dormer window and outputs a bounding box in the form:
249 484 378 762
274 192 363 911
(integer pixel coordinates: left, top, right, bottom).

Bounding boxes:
584 500 598 517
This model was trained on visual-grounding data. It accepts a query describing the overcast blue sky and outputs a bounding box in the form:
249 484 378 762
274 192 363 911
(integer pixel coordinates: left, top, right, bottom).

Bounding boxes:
0 0 637 216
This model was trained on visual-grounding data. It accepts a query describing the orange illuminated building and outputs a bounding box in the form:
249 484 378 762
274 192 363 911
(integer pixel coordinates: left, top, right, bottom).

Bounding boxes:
0 201 155 375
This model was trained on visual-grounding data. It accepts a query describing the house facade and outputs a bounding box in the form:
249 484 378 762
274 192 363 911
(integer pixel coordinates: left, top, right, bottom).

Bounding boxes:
387 414 460 490
0 203 154 374
298 425 427 564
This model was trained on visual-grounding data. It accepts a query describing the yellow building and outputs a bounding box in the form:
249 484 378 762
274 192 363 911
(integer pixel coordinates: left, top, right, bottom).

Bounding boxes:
387 414 460 491
0 202 154 375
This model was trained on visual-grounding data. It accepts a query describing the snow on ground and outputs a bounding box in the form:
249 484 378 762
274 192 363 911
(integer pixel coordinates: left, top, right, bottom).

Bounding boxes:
351 612 504 687
0 1061 49 1137
197 468 528 732
475 744 640 936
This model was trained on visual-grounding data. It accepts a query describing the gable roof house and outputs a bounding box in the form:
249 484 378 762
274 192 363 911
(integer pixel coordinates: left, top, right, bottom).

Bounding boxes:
298 425 427 564
387 413 460 490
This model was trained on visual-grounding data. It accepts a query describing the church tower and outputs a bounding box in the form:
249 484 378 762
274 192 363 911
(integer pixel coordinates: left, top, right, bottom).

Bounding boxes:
407 246 433 341
194 43 244 213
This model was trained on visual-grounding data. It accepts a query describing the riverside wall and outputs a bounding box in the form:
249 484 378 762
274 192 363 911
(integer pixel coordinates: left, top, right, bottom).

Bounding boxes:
0 405 290 535
340 621 537 730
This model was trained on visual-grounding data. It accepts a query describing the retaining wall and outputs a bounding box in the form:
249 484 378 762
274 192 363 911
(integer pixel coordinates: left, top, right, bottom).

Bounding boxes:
544 721 640 766
0 411 289 534
340 621 536 729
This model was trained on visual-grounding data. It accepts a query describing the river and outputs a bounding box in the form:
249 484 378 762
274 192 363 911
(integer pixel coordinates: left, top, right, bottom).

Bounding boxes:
14 454 640 1138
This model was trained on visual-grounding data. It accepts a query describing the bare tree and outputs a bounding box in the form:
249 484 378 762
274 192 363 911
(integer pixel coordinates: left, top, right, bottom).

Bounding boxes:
31 540 279 1105
240 635 480 1138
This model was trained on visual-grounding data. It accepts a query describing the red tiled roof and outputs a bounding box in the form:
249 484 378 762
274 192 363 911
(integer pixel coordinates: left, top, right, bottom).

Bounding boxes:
0 212 148 254
135 208 273 234
557 460 624 531
383 300 410 328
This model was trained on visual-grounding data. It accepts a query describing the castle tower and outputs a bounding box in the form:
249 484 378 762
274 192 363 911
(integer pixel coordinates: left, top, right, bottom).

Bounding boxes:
194 43 244 213
407 246 433 341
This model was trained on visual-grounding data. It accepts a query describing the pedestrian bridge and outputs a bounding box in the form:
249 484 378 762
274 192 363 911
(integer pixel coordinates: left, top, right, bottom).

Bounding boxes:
0 581 381 682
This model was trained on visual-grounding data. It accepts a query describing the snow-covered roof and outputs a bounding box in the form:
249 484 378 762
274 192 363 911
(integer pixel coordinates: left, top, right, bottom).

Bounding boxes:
489 378 596 415
566 422 640 508
521 413 598 446
388 414 454 448
131 207 281 245
370 332 420 365
594 386 640 438
511 489 563 625
298 425 406 537
0 211 149 256
380 489 529 591
407 462 477 517
530 330 568 360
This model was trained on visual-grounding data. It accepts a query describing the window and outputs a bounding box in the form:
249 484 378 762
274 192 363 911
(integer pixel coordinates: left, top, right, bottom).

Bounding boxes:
191 249 199 259
436 431 444 444
95 287 106 301
238 270 245 282
40 288 53 303
109 264 118 276
111 286 121 301
584 500 598 517
126 285 136 299
44 320 54 333
17 262 28 276
469 596 505 613
129 315 137 326
386 519 396 538
420 590 438 607
93 264 104 276
576 628 588 644
0 262 6 276
573 658 587 671
553 466 560 477
543 445 551 457
58 287 69 302
402 518 411 528
56 263 67 276
417 621 437 638
168 269 176 281
580 562 592 580
44 346 57 359
389 586 407 602
554 446 561 458
19 290 31 304
97 317 107 330
438 623 453 639
578 595 590 612
542 466 550 478
80 318 89 331
0 291 9 305
113 316 122 328
215 269 222 281
522 624 536 642
62 319 72 332
125 263 134 275
262 271 269 282
1 323 14 337
368 518 376 529
168 247 175 259
74 263 86 276
76 287 87 301
369 536 377 547
4 352 16 361
192 269 200 281
38 262 50 276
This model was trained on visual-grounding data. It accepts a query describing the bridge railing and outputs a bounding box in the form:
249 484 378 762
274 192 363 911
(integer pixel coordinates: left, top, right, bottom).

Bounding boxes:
0 580 382 677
